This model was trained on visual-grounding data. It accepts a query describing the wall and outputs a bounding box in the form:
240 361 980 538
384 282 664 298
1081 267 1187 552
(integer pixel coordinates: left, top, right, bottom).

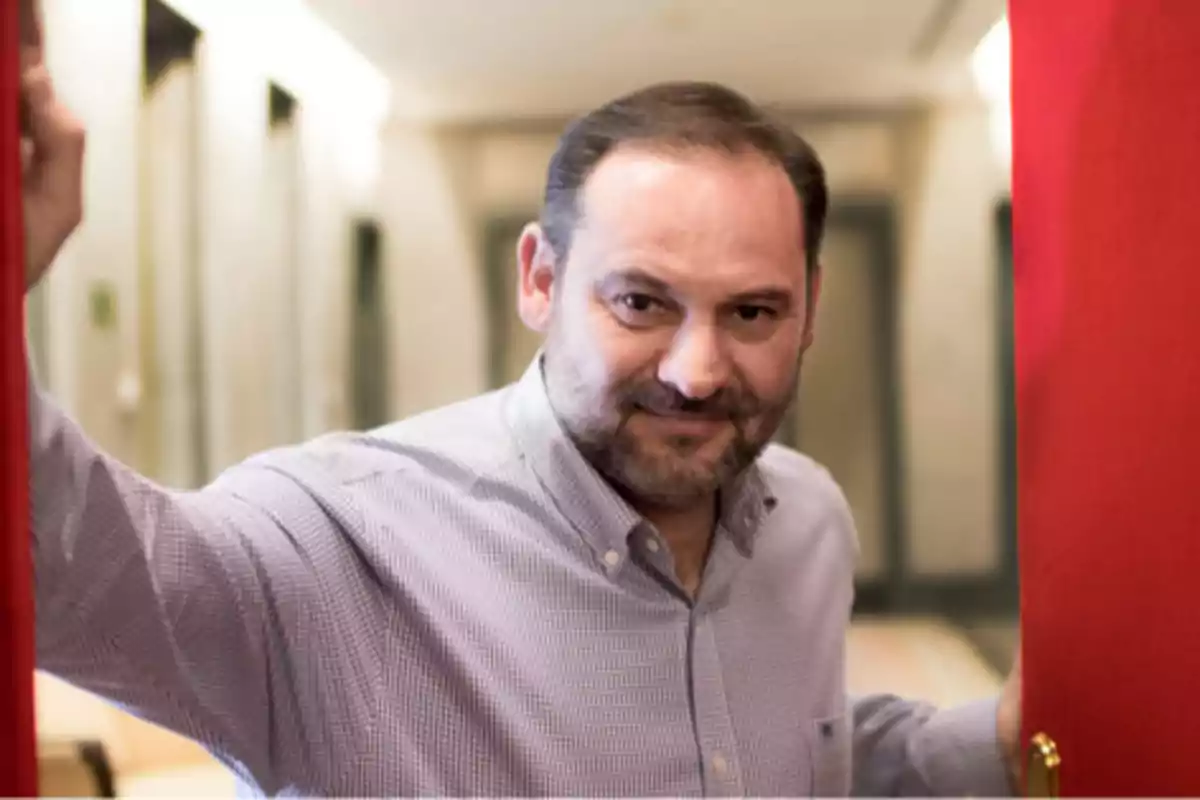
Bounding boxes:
191 30 274 468
141 59 200 486
35 0 387 475
897 99 1011 578
40 0 144 466
295 97 382 439
181 5 386 467
373 102 1012 583
378 126 486 417
262 98 302 447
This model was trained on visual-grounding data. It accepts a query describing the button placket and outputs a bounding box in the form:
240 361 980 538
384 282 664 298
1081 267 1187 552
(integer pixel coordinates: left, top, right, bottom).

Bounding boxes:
689 612 745 797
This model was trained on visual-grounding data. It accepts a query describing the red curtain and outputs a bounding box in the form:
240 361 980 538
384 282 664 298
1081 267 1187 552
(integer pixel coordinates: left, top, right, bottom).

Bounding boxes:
0 0 37 793
1014 0 1200 793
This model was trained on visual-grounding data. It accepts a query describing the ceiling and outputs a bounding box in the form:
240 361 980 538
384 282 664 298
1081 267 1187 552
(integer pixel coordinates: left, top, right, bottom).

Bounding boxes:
306 0 1006 123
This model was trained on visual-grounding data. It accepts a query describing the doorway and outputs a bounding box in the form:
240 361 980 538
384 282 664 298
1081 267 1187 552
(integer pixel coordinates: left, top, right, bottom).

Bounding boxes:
483 216 544 389
784 203 901 590
350 219 389 431
139 0 205 487
263 82 303 446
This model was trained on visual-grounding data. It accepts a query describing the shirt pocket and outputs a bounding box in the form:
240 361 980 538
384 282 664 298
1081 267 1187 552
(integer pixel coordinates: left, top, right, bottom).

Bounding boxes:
809 712 851 797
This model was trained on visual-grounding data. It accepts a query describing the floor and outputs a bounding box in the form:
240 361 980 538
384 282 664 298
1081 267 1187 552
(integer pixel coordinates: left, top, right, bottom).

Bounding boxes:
956 614 1021 674
41 616 1007 796
119 765 238 798
847 616 1004 705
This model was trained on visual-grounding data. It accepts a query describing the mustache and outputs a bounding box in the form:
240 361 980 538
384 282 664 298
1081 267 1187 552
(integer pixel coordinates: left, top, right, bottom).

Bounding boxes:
619 380 760 421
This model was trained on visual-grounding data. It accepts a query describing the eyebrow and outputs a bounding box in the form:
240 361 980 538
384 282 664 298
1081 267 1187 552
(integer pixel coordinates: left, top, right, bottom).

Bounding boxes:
594 269 673 296
595 269 795 309
725 288 794 309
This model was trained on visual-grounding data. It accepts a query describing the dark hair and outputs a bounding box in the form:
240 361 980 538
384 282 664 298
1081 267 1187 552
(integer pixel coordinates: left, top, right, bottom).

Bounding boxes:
541 81 828 272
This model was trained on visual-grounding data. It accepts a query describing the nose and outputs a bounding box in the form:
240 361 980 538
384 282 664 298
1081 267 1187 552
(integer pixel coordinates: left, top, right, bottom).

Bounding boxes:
657 321 731 400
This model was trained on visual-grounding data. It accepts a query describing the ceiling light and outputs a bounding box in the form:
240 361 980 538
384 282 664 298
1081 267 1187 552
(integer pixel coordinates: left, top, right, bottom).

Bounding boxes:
972 15 1011 168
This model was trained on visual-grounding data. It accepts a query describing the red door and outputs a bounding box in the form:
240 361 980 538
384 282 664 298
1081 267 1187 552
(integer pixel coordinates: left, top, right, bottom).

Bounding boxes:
1013 0 1200 794
0 0 38 795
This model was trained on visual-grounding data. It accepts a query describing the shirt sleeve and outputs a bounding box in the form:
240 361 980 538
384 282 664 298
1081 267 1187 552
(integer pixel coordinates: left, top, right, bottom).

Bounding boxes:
850 692 1014 797
29 377 332 792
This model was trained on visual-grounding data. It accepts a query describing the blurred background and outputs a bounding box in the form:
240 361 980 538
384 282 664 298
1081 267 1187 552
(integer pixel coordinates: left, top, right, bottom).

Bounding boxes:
27 0 1016 794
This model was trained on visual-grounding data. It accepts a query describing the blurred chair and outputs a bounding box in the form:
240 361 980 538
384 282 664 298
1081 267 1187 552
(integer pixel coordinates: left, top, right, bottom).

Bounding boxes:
37 738 116 797
36 672 236 796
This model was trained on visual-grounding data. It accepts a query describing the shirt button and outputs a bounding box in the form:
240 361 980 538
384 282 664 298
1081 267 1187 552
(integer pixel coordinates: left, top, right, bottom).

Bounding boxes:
603 550 621 567
711 752 729 777
645 538 660 554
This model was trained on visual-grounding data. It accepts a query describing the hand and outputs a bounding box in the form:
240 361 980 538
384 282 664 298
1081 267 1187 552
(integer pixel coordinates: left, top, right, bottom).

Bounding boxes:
997 642 1022 792
20 8 85 292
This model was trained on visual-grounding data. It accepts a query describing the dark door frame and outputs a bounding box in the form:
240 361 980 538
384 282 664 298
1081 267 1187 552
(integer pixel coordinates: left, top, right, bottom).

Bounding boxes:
780 201 906 610
995 199 1019 602
482 215 534 391
850 198 1019 616
350 218 389 431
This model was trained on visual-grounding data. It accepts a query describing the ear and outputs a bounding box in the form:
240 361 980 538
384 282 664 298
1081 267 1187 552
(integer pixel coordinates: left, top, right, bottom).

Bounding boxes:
516 223 558 333
801 261 823 350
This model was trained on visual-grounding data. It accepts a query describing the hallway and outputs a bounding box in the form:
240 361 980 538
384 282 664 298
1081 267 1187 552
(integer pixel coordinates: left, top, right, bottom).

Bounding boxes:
19 0 1016 794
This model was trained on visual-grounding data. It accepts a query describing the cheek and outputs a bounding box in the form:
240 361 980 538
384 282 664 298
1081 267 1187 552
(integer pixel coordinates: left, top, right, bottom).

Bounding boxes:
582 299 665 378
733 335 802 404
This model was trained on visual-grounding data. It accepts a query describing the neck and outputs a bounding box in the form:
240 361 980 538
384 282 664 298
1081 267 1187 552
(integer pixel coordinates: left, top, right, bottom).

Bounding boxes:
636 496 718 597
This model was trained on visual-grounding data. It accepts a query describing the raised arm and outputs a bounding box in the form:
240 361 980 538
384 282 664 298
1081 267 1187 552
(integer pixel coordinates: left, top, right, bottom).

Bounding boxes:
32 382 310 787
21 39 327 793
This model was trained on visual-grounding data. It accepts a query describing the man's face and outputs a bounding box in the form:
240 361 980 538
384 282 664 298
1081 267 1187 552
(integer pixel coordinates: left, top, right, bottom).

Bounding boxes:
518 145 820 509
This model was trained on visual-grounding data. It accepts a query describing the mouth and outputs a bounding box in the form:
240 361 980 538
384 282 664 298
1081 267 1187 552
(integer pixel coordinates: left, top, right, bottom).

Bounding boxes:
633 405 731 436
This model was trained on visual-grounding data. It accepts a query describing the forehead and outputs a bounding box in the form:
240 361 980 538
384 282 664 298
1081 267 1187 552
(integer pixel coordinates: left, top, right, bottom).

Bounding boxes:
571 144 806 289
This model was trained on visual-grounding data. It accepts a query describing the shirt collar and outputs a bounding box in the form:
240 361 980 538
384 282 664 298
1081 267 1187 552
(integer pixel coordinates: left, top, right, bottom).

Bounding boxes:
718 460 777 557
505 358 778 571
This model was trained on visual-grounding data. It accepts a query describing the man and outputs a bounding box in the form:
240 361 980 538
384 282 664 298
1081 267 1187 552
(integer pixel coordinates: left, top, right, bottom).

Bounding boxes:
22 37 1020 797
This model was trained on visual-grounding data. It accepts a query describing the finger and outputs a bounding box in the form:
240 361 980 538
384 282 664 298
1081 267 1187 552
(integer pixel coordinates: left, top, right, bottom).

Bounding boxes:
19 90 31 139
20 47 40 74
18 0 44 99
21 63 53 118
30 104 84 222
22 65 77 165
19 0 43 52
39 107 85 211
20 64 52 148
22 65 84 221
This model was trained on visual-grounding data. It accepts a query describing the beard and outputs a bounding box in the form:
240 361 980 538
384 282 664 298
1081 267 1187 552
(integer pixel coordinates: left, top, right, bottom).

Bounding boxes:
543 343 799 510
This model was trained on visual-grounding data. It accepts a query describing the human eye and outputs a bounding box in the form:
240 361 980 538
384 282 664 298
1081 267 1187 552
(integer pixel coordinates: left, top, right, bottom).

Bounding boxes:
727 304 781 339
733 305 776 322
611 292 676 327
